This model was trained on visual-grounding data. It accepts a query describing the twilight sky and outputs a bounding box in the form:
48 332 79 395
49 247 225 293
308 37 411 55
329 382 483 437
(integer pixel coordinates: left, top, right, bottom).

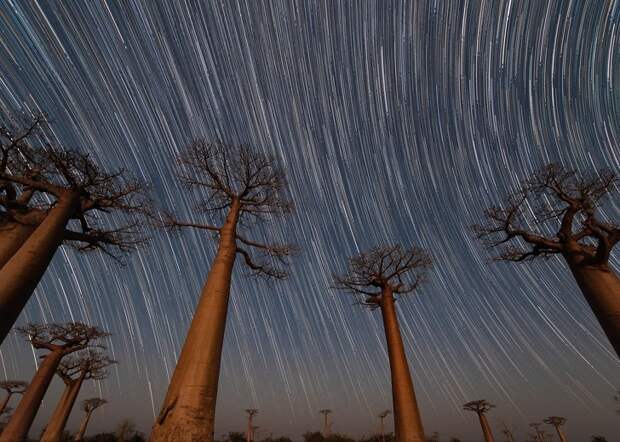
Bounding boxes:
0 1 619 440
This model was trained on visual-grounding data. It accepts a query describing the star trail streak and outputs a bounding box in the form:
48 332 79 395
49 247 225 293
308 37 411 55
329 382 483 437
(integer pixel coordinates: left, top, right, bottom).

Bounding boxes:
0 1 618 440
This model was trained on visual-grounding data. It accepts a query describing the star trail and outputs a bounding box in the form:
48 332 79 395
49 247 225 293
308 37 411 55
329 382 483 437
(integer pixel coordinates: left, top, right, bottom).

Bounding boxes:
0 0 618 440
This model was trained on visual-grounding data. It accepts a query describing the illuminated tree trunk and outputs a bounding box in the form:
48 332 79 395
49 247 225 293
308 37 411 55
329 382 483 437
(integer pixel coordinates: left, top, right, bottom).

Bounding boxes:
568 262 620 357
0 221 36 270
380 289 425 442
477 413 495 442
0 194 79 344
0 350 64 442
150 199 240 442
74 411 92 441
40 374 85 442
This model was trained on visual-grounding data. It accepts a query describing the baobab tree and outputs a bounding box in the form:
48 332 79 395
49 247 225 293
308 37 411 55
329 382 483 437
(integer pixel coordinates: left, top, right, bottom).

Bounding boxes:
334 245 432 442
378 410 391 442
499 422 515 442
319 409 332 437
0 120 150 344
246 409 258 442
0 381 27 416
150 141 295 441
40 349 115 442
0 322 108 442
74 398 107 441
543 417 567 442
473 164 620 356
529 423 545 442
463 400 495 442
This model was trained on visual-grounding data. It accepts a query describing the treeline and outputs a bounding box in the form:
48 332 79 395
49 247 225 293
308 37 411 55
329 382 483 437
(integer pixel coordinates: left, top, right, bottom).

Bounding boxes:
0 111 618 442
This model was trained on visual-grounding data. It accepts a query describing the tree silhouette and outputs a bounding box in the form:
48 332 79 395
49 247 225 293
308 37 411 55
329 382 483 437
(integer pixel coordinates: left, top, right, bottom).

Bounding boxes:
529 423 544 442
543 417 567 442
0 381 27 416
0 322 108 442
473 164 620 356
334 245 431 442
0 114 150 344
74 398 107 441
463 400 495 442
151 141 295 442
378 410 391 442
41 350 115 442
245 409 258 442
319 409 332 437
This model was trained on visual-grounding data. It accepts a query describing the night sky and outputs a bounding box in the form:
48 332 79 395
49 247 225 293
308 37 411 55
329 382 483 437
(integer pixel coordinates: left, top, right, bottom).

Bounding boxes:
0 1 619 440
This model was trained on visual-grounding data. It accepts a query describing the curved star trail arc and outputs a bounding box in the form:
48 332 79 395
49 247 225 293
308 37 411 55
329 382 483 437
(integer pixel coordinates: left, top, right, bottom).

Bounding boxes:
0 0 619 440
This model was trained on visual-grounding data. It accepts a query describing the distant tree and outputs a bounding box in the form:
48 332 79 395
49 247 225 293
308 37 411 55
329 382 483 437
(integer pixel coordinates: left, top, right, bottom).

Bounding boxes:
377 410 391 442
543 417 567 442
590 437 608 442
227 432 247 442
74 398 107 441
473 164 620 356
448 439 461 442
41 350 115 442
0 113 151 344
82 433 115 442
359 433 395 442
319 409 332 437
0 323 108 442
529 423 545 442
151 141 295 442
334 245 431 442
426 432 439 442
0 381 27 415
462 400 495 442
246 409 259 442
116 419 145 442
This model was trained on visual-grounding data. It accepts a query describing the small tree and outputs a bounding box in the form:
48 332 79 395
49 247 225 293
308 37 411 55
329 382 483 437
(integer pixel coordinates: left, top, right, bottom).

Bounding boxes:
41 350 115 442
334 245 431 442
246 409 258 442
378 410 391 442
462 400 495 442
473 164 620 356
0 116 150 344
74 398 107 441
0 381 27 416
0 323 108 442
319 409 332 437
150 141 295 441
543 417 567 442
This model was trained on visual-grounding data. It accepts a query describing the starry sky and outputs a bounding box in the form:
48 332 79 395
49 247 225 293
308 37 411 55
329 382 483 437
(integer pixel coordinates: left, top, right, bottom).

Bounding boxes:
0 1 619 440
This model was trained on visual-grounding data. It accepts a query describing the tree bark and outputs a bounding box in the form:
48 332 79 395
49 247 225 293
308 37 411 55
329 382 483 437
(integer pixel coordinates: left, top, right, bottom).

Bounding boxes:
0 194 79 344
568 262 620 357
150 199 241 442
477 413 495 442
379 289 425 442
40 374 85 442
0 221 36 270
74 411 92 441
0 350 64 442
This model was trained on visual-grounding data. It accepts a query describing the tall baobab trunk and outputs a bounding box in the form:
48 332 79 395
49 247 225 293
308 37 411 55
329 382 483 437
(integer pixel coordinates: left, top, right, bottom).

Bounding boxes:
0 221 36 270
150 199 240 442
477 412 495 442
0 194 79 344
380 289 425 442
40 374 86 442
0 350 64 442
74 411 92 441
568 262 620 356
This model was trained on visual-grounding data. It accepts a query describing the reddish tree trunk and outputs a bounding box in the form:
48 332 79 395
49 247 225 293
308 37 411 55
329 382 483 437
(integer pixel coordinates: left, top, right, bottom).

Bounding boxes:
0 221 36 270
74 411 92 441
150 199 240 442
40 374 85 442
478 413 495 442
0 350 64 442
553 426 567 442
380 289 425 442
568 262 620 357
0 194 79 344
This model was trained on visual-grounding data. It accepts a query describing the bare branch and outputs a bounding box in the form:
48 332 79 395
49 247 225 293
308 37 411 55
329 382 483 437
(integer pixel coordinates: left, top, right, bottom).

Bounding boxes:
463 399 495 415
16 322 110 355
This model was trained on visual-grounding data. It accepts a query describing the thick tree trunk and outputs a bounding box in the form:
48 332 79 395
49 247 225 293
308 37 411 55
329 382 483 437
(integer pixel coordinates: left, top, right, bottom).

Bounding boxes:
380 289 425 442
0 221 36 270
0 393 12 416
150 199 240 442
74 411 92 441
40 375 85 442
478 413 495 442
0 350 64 442
0 194 79 344
568 262 620 357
